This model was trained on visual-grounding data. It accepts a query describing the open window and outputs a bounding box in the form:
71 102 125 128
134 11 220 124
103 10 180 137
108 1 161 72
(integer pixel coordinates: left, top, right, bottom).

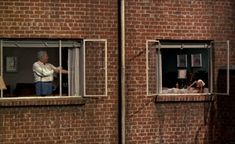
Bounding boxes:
0 39 107 98
146 40 160 96
146 40 230 96
210 41 230 95
83 39 107 97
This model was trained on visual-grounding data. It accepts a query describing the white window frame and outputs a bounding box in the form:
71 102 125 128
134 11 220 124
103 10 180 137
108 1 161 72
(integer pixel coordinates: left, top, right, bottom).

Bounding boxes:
210 40 230 95
146 40 160 96
146 40 230 96
83 39 108 97
0 39 108 98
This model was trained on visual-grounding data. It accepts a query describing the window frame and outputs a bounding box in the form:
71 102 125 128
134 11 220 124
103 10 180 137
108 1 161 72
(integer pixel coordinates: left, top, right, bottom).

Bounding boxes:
146 40 160 96
146 40 230 96
210 40 230 95
0 39 108 98
83 39 108 97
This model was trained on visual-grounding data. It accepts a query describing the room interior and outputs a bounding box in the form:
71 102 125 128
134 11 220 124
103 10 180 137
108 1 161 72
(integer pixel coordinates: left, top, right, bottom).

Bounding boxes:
3 47 69 97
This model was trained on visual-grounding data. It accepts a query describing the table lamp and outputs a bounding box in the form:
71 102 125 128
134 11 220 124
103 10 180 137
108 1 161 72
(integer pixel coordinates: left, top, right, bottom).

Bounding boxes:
0 76 6 90
178 69 187 79
178 69 187 88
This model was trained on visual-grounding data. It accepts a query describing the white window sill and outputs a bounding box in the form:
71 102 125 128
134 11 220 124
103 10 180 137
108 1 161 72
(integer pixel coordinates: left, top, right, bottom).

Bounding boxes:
0 96 86 107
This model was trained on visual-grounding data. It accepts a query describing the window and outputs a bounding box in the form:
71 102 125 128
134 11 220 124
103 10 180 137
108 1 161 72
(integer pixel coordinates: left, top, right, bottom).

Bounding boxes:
0 39 107 98
146 40 230 96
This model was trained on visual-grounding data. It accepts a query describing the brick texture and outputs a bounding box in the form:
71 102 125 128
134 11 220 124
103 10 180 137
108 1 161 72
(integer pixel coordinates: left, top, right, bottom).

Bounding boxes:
0 0 235 144
125 0 235 144
0 0 119 144
85 41 106 96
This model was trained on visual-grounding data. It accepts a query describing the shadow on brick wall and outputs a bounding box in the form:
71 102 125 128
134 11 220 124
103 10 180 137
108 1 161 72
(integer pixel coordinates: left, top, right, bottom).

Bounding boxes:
208 69 235 144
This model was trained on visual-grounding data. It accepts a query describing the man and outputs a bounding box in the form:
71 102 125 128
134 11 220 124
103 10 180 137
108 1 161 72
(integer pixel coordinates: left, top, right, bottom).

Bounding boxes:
33 51 68 96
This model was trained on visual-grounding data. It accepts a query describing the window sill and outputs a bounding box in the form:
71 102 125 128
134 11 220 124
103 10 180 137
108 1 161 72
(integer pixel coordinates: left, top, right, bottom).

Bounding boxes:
155 94 213 103
0 96 86 107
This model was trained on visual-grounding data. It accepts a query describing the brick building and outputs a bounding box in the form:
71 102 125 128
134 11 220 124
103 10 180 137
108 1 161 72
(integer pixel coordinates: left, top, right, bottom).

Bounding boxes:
0 0 234 144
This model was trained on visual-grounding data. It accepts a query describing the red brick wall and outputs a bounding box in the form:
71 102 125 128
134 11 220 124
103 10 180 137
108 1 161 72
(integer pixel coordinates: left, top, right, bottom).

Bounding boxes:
0 0 235 144
0 0 118 39
85 41 106 96
125 0 235 144
0 98 118 144
0 0 119 144
214 70 235 143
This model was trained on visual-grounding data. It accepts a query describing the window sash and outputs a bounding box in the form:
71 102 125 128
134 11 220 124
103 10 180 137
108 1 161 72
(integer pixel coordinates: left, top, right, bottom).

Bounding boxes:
83 39 107 97
146 40 160 96
210 40 230 95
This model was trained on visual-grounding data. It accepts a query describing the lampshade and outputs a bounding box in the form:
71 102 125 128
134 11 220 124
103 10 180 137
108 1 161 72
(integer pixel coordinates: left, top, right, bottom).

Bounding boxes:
0 76 6 90
178 69 187 79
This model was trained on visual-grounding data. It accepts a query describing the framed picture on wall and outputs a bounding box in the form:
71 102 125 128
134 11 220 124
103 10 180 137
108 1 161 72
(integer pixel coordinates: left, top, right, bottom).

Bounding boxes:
177 54 187 68
6 56 17 72
191 54 202 67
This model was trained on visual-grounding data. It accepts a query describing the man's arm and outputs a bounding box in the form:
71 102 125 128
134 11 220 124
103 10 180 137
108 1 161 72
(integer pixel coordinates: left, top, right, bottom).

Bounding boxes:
50 64 68 74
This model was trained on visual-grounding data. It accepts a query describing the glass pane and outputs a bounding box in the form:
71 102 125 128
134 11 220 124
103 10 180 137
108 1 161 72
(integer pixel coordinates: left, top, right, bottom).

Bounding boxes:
84 40 106 96
147 40 159 96
212 41 229 94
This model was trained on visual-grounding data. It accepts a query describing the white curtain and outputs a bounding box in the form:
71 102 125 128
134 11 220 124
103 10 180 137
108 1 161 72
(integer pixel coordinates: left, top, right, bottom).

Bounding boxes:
68 47 80 96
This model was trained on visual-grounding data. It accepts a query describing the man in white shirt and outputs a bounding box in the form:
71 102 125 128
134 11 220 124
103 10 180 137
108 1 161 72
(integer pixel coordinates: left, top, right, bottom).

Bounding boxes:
33 51 68 96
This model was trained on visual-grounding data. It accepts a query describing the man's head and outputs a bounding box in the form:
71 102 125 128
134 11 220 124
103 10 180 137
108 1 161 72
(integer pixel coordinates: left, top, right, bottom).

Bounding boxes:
37 51 48 63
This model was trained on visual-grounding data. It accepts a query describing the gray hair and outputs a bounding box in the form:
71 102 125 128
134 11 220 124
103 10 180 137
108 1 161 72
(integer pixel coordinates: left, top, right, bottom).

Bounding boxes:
37 51 47 60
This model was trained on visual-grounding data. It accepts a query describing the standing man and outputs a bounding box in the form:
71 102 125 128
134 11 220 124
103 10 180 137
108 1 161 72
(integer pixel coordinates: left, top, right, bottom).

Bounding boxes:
33 51 68 96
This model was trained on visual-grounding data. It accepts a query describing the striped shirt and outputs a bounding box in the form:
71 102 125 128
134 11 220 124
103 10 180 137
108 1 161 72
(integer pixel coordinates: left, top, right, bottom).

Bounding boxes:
33 61 57 82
